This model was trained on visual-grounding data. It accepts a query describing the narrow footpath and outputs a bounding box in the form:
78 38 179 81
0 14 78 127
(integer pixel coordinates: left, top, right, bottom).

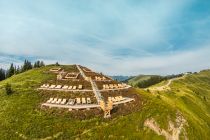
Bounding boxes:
76 65 103 104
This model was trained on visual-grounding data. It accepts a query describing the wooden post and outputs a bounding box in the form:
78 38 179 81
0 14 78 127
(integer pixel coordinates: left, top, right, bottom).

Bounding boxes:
100 100 113 118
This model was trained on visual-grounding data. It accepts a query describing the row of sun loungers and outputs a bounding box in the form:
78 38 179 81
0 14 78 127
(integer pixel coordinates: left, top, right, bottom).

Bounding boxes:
40 84 83 90
65 73 79 79
50 68 61 72
83 68 92 72
95 76 106 81
47 97 92 105
103 83 128 89
108 96 125 102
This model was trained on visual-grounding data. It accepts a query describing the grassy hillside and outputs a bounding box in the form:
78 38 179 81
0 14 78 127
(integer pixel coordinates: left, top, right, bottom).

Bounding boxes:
127 75 157 85
0 66 209 139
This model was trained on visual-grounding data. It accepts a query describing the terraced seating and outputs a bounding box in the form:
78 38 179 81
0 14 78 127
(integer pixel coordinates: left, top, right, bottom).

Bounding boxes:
102 83 128 90
65 72 79 79
40 84 85 90
50 68 61 72
95 76 106 81
41 84 50 88
45 97 94 106
108 96 125 102
55 85 62 89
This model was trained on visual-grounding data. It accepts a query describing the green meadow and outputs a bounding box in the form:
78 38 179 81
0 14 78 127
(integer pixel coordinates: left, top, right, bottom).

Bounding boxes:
0 65 209 139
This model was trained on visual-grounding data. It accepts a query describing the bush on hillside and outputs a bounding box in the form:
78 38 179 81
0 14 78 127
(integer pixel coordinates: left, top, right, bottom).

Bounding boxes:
5 83 13 95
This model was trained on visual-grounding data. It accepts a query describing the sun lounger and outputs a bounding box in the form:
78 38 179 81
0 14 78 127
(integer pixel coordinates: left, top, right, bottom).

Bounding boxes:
122 83 127 87
49 85 56 89
105 85 109 89
62 85 69 89
41 84 45 88
118 84 123 88
56 98 62 104
67 99 75 105
82 98 86 104
61 99 67 105
119 96 124 101
45 84 50 88
41 84 49 88
47 98 53 103
68 86 72 90
76 98 81 104
114 84 118 89
111 97 117 102
73 86 77 90
55 85 62 89
78 85 83 90
87 98 91 104
103 85 106 89
108 97 112 102
51 98 58 104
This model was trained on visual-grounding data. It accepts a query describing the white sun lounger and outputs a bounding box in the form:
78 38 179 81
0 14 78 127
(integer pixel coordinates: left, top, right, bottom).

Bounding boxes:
41 84 45 88
49 85 56 89
111 97 117 102
119 96 124 101
55 85 62 89
82 98 86 104
73 86 77 90
47 98 53 103
87 98 91 104
68 86 73 90
45 84 50 88
78 85 83 90
51 98 58 104
56 98 62 104
61 99 67 105
67 99 75 105
103 85 106 89
108 97 112 102
62 85 69 89
76 98 81 104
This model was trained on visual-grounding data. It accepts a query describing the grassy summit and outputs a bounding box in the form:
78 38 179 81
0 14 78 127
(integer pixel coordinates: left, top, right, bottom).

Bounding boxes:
0 65 209 139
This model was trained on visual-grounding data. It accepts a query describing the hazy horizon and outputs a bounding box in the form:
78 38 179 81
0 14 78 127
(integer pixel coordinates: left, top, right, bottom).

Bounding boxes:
0 0 210 75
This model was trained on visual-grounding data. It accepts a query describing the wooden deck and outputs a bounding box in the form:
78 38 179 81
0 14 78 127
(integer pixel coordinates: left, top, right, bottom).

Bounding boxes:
41 97 134 110
38 86 131 92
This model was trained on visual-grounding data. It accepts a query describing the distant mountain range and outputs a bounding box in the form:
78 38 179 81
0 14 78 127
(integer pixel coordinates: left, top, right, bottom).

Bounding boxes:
110 75 134 82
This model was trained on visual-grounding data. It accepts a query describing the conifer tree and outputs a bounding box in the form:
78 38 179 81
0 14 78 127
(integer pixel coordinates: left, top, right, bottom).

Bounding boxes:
7 63 15 78
0 68 6 81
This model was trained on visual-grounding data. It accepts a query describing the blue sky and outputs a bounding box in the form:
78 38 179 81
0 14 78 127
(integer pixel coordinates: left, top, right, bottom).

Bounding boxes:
0 0 210 75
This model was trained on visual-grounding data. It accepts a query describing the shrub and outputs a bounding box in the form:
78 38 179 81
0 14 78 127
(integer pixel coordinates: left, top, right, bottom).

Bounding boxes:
5 83 13 95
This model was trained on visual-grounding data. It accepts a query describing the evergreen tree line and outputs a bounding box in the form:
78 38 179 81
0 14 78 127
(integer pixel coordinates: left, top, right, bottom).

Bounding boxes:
135 74 183 88
0 60 45 81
